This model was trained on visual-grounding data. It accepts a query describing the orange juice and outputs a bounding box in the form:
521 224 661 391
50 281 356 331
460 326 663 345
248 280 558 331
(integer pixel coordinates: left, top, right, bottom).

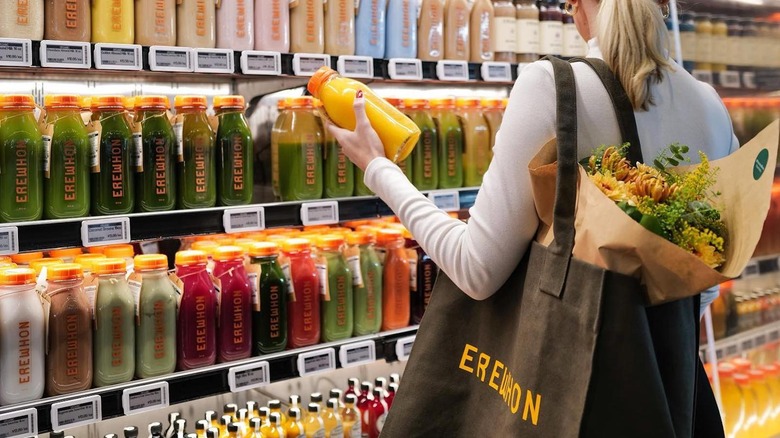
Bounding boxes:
749 369 774 437
766 364 780 436
735 372 759 437
720 364 745 437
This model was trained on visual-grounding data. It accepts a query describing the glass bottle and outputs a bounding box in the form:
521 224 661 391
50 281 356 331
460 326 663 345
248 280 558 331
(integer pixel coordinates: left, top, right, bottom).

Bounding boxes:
346 232 382 336
515 0 539 64
213 246 252 362
175 250 217 370
175 96 216 209
285 408 305 438
417 0 444 61
341 394 361 438
93 258 135 387
214 96 253 206
491 0 516 62
269 400 287 426
44 0 91 41
366 388 387 438
456 97 491 187
322 399 344 438
0 95 43 222
248 242 288 354
356 381 373 433
469 0 494 62
304 403 326 438
316 235 354 342
91 95 135 215
376 229 410 331
134 254 177 378
271 97 323 201
538 0 562 56
404 98 438 191
134 96 177 212
92 0 134 43
283 239 321 348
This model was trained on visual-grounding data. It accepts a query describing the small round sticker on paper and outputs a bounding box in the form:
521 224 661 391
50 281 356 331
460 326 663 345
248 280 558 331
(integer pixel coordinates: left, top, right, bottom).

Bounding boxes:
754 148 769 180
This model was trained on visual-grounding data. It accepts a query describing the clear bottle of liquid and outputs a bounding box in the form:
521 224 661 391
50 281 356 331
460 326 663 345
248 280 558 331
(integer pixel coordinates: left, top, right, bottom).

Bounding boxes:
195 420 209 438
135 0 176 46
491 0 516 62
323 399 344 438
212 246 252 362
376 229 410 330
515 0 539 64
329 389 345 409
317 235 354 342
248 242 288 354
366 388 387 438
443 0 470 60
93 258 135 387
134 96 177 212
341 394 361 438
0 95 43 223
416 0 444 61
175 250 217 370
174 96 217 209
216 0 255 50
91 96 135 215
271 97 324 201
385 0 418 59
214 96 253 206
177 0 216 48
304 403 326 438
345 232 382 336
469 0 494 62
134 254 177 378
404 98 438 191
356 381 373 433
285 407 305 438
284 239 321 348
254 0 290 52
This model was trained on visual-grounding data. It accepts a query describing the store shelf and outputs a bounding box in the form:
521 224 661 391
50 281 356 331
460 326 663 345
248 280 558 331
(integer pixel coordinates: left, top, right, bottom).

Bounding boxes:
701 321 780 361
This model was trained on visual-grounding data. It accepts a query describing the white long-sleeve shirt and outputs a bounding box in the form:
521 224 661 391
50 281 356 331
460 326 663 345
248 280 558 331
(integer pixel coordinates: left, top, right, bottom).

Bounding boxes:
363 40 739 306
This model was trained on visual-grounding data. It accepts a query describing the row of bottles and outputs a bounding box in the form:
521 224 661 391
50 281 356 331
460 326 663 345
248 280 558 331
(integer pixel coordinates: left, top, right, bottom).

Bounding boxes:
713 357 780 438
0 94 253 223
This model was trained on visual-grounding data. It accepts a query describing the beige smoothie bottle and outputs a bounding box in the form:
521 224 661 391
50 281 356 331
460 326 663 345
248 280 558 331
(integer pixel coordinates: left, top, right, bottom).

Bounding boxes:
44 0 91 41
491 0 515 62
135 0 177 46
444 0 470 60
290 0 325 53
0 0 44 40
417 0 444 61
469 0 494 62
324 0 355 55
177 0 217 48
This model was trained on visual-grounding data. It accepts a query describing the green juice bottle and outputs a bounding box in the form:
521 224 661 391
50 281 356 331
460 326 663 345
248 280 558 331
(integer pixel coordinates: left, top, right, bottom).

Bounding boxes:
353 168 374 196
386 98 413 183
92 258 135 387
214 95 253 206
316 235 354 342
405 99 439 191
346 232 382 336
44 95 90 219
0 95 43 222
134 96 177 212
174 95 216 209
316 99 354 198
248 242 288 355
133 254 177 378
431 98 464 189
271 97 323 201
91 96 135 215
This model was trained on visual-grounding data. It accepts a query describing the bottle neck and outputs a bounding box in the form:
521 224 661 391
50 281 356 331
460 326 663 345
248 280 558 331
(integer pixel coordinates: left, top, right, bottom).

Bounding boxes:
140 269 168 279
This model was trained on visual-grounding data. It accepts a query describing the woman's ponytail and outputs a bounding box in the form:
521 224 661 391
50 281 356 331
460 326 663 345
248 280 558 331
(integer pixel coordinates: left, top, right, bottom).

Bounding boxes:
597 0 671 111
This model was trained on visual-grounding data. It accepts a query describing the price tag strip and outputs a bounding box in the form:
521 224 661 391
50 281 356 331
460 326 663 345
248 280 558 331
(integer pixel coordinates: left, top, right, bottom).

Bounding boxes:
292 53 331 77
228 360 271 392
743 71 757 89
94 43 142 71
50 395 102 430
297 348 336 377
388 58 423 80
428 190 461 212
81 217 131 247
0 408 37 438
481 61 512 82
194 48 235 73
240 51 282 76
395 335 416 361
436 60 469 81
223 206 266 234
339 340 377 368
719 71 741 89
301 201 339 226
692 70 714 85
40 40 91 69
742 260 760 279
122 382 169 416
0 38 32 67
337 56 374 79
149 45 193 72
0 226 19 256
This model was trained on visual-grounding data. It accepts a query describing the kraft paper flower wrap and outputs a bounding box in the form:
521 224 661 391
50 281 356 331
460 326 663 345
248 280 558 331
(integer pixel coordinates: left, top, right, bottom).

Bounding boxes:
529 120 780 305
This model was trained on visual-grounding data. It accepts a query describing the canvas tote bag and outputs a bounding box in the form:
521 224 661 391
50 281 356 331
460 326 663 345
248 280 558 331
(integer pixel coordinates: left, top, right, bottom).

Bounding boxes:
381 57 721 437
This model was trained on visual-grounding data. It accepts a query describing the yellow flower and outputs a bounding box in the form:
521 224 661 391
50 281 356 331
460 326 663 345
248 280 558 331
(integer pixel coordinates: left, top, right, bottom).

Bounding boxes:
589 172 634 203
677 224 726 269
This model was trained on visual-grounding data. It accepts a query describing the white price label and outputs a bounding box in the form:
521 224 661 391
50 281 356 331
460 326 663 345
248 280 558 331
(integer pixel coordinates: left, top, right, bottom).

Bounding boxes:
40 40 91 69
742 260 760 279
388 58 423 80
292 53 331 76
297 348 336 376
395 335 416 361
0 226 19 256
0 408 37 438
301 201 339 226
743 71 757 89
223 206 266 234
122 382 169 416
149 46 193 72
481 62 512 82
0 38 32 67
770 329 780 342
339 340 377 368
436 60 469 81
81 217 131 247
240 51 282 75
719 71 741 88
337 56 374 79
692 70 714 85
428 190 461 212
194 48 235 73
140 241 160 254
228 361 271 392
50 395 102 430
94 43 142 70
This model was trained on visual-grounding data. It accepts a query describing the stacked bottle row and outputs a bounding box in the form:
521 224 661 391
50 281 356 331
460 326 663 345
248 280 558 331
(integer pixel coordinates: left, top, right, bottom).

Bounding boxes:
723 98 780 151
272 96 504 200
713 357 780 438
705 278 780 342
0 94 253 223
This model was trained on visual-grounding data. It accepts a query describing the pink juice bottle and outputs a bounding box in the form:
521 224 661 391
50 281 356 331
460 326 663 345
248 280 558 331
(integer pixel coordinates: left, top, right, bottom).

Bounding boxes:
175 250 217 370
212 246 252 362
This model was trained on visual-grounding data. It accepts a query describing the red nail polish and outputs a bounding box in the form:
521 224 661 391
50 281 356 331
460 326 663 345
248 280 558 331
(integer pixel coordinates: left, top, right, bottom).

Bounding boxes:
356 90 363 99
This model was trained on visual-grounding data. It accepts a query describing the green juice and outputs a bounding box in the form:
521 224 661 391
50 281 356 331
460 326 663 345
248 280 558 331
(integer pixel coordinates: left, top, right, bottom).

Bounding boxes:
176 104 216 209
352 242 383 336
216 108 253 206
136 108 176 212
136 269 177 378
319 244 354 342
408 108 439 191
92 108 134 215
432 108 464 189
354 168 373 196
249 252 289 354
0 100 43 222
324 131 355 198
45 106 90 219
272 101 323 201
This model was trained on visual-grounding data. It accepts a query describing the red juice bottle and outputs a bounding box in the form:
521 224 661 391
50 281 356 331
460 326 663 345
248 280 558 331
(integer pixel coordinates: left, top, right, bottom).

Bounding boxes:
212 246 252 362
385 384 397 409
344 378 360 400
367 388 388 438
283 238 321 348
175 250 217 370
357 381 373 434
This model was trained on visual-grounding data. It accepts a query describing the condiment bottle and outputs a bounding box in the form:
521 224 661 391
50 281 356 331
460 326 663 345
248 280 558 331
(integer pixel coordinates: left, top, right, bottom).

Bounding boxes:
134 96 177 212
45 0 91 41
429 98 463 189
346 232 382 336
308 67 421 163
695 13 713 73
304 403 326 438
356 382 373 433
248 242 288 354
491 0 516 62
254 0 290 52
216 0 255 51
443 0 470 60
316 235 354 342
341 394 361 438
91 96 135 215
212 246 252 362
324 0 355 55
0 95 43 222
135 0 176 46
175 250 217 370
134 254 177 378
538 0 562 56
385 0 418 59
322 399 344 438
46 264 92 396
283 239 321 348
290 0 325 53
455 97 490 187
44 95 91 219
214 96 253 206
285 408 305 438
515 0 540 64
92 0 135 43
177 0 216 48
366 388 387 438
321 103 355 198
271 97 323 201
376 229 410 331
174 96 216 209
678 13 697 73
404 98 438 191
354 0 387 58
0 0 43 39
469 0 494 62
92 258 135 387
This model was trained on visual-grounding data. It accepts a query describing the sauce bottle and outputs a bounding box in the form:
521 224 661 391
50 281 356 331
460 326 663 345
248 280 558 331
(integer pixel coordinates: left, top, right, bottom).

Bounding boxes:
385 0 418 59
344 377 360 400
177 0 217 48
404 98 438 191
44 95 90 219
175 96 216 209
290 0 325 54
214 96 253 206
324 0 355 55
45 264 92 396
213 246 252 362
92 0 135 43
386 383 397 408
134 254 177 378
45 0 91 41
491 0 516 62
515 0 539 64
285 408 305 438
0 268 45 405
366 388 387 438
254 0 290 52
429 98 463 189
91 96 135 215
384 98 413 182
175 250 217 370
469 0 494 62
284 239 321 348
272 97 323 201
135 0 176 46
316 235 354 342
0 95 43 223
455 97 490 187
538 0 562 57
304 403 326 438
416 0 444 61
248 242 288 354
0 0 44 39
376 229 410 331
323 124 355 198
354 0 387 58
216 0 255 50
92 258 135 387
134 96 177 212
443 0 470 60
308 67 421 163
341 394 361 438
322 399 344 438
346 232 382 336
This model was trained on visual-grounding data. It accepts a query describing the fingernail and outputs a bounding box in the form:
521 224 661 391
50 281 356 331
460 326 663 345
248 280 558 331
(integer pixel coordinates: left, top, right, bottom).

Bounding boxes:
356 90 363 99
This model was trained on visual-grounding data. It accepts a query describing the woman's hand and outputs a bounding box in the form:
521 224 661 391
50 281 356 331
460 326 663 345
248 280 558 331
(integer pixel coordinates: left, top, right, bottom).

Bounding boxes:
324 90 386 171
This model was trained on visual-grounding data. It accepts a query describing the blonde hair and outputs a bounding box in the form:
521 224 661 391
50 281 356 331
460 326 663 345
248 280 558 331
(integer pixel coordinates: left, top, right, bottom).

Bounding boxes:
597 0 671 111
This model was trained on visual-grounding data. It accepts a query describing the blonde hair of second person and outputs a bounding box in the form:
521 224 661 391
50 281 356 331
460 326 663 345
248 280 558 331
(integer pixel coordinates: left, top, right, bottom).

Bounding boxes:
326 0 739 311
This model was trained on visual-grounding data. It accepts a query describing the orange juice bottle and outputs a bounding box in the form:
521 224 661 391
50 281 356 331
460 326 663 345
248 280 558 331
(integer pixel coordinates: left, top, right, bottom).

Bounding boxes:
765 364 780 436
383 98 413 181
735 372 759 437
307 67 421 163
749 369 774 437
376 229 410 331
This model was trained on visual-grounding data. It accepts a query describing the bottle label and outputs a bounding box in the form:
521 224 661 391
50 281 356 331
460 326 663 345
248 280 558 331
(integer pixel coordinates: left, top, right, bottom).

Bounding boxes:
173 121 184 162
316 262 329 300
539 21 562 55
84 284 97 320
132 133 143 171
493 16 517 53
88 131 100 172
516 18 540 54
351 422 362 438
330 425 344 438
247 272 259 307
281 262 296 297
711 34 727 65
347 255 364 288
696 33 712 64
409 259 417 291
562 23 585 57
313 429 325 438
680 31 697 62
128 277 142 319
42 135 52 177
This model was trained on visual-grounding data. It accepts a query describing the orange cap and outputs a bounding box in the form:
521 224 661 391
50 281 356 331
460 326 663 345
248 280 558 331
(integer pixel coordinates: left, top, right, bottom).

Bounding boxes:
303 225 331 232
748 369 766 382
92 258 127 275
718 363 736 377
135 95 170 110
456 97 481 109
48 263 84 281
385 98 404 108
403 98 429 110
343 220 371 229
44 95 81 109
0 94 36 109
480 98 506 110
282 238 312 253
214 237 235 247
316 235 345 251
174 95 208 109
91 95 126 110
287 97 315 109
11 252 45 265
213 246 245 262
134 254 169 271
233 238 257 251
79 96 92 110
0 268 37 286
731 358 752 372
103 244 135 259
760 364 778 377
191 241 219 255
74 253 107 269
49 248 84 259
0 256 9 264
734 373 750 385
175 250 209 266
87 245 110 254
213 95 246 109
248 242 280 257
346 231 374 245
307 66 339 97
277 98 289 111
429 98 456 109
376 229 403 245
29 258 64 274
